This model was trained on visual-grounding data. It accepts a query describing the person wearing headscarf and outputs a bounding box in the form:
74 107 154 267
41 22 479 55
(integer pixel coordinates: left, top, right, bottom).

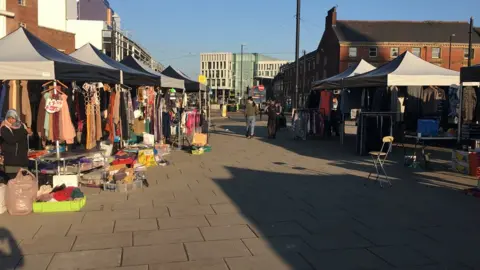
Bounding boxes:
266 101 277 139
0 109 32 180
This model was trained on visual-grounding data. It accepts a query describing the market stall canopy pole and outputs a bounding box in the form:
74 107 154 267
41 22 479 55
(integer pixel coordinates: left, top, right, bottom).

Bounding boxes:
0 28 119 83
120 56 184 89
71 43 159 86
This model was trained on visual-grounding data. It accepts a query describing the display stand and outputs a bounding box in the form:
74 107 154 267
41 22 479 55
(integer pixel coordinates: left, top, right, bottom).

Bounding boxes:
358 112 396 156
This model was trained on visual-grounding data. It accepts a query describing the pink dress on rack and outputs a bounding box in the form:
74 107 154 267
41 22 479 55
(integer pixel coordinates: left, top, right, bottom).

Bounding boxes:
58 94 76 144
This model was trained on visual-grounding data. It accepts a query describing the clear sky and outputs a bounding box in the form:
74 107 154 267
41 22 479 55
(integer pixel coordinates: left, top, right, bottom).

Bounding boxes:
110 0 479 78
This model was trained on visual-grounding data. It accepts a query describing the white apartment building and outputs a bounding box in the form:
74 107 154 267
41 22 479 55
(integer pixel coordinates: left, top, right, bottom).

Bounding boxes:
257 60 288 78
200 52 289 101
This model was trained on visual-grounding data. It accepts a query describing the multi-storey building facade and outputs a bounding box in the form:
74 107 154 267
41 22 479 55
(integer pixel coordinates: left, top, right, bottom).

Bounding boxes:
0 0 75 53
317 7 480 81
200 52 288 101
279 51 316 105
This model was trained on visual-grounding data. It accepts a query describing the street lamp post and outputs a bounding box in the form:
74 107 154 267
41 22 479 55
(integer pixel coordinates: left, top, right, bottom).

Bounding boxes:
449 34 455 69
240 44 245 103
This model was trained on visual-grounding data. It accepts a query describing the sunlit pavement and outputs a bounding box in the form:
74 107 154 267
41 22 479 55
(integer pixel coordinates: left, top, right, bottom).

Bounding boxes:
1 117 480 270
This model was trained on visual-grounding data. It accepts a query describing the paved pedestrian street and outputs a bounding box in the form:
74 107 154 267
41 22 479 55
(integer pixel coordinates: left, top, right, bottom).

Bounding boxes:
2 117 480 270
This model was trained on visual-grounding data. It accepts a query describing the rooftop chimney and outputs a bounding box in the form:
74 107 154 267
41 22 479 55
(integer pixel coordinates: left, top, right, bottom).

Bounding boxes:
326 7 337 28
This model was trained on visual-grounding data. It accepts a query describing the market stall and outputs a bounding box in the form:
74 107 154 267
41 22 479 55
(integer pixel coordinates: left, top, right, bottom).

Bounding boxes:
307 60 375 142
341 51 469 159
0 28 170 215
161 66 210 152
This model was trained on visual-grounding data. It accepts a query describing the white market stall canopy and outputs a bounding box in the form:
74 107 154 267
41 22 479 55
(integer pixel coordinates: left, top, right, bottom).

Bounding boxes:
343 51 461 88
162 66 207 93
71 43 159 86
312 59 375 90
461 65 480 83
120 56 185 90
0 28 119 82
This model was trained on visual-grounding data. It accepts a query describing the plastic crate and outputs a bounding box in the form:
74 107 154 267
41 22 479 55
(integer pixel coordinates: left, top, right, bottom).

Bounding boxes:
33 197 86 213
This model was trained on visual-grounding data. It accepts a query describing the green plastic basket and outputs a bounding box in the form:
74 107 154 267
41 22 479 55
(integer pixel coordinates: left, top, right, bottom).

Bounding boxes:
33 197 87 213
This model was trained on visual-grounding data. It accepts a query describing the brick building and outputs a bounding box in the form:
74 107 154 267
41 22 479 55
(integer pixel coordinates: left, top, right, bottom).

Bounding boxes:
2 0 75 53
317 7 480 81
279 50 316 104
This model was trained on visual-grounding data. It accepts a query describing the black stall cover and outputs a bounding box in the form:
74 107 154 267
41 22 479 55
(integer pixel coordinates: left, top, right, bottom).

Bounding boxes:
0 27 119 83
162 66 207 93
461 65 480 83
71 43 159 86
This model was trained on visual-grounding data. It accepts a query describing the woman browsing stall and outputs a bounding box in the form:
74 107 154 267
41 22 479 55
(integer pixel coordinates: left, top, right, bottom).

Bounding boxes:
0 110 32 181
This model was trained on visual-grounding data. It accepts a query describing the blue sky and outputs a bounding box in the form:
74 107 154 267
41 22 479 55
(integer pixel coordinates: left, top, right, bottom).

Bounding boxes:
110 0 479 78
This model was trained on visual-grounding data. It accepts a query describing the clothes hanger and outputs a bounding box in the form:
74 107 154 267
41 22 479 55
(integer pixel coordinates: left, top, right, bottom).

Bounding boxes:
42 80 68 89
41 85 66 95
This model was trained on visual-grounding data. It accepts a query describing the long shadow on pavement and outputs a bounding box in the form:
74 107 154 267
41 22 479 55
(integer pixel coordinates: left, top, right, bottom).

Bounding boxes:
213 166 480 269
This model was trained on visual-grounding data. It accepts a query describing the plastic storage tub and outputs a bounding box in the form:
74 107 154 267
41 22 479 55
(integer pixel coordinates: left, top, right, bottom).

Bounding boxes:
33 197 86 213
417 119 439 137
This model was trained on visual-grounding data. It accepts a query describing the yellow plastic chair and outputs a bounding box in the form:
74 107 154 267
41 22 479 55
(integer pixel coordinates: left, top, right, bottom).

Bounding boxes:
368 136 394 188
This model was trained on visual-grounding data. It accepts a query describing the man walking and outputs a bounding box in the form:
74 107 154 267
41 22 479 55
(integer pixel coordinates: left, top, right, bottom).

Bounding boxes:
245 97 258 138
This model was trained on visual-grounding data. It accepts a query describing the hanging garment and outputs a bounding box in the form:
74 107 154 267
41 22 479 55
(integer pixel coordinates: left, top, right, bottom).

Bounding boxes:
422 86 439 116
105 91 116 142
58 94 76 144
120 92 129 140
463 86 477 123
0 81 7 121
43 92 51 140
320 91 333 118
20 81 32 127
113 89 121 125
86 103 96 150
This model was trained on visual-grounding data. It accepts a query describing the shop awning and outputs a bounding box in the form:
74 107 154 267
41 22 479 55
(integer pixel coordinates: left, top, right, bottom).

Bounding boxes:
343 51 461 88
312 59 375 90
70 43 159 86
461 65 480 83
0 27 119 82
162 66 207 93
120 56 185 89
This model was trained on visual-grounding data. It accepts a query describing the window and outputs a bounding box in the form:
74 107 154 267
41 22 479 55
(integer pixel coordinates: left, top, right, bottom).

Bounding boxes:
432 47 441 59
202 62 204 69
412 47 421 57
390 48 399 58
222 79 226 87
217 79 220 87
464 48 475 59
216 70 219 78
348 47 357 57
208 62 211 69
18 0 26 6
369 47 378 57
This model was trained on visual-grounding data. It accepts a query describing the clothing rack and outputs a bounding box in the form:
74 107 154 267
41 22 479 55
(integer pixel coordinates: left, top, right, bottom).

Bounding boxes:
358 112 397 156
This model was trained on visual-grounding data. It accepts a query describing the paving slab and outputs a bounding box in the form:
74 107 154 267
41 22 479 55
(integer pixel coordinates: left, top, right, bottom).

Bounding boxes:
17 253 54 270
211 203 241 214
242 236 307 256
301 248 391 270
72 232 132 251
225 254 312 270
185 240 251 260
68 221 114 236
250 221 310 238
82 209 139 222
34 223 72 238
48 248 122 270
114 219 158 232
122 244 187 266
304 230 372 251
134 228 203 245
369 245 434 268
205 213 250 226
150 259 229 270
140 206 170 219
168 204 215 217
19 236 75 255
157 216 210 229
89 266 148 270
200 225 256 241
